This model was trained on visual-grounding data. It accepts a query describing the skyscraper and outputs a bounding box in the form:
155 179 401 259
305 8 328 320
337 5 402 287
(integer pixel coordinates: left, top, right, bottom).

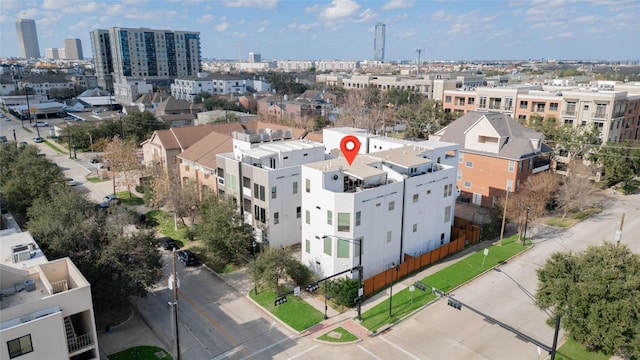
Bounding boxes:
90 29 114 91
374 22 386 61
91 27 201 89
64 38 84 60
15 19 41 59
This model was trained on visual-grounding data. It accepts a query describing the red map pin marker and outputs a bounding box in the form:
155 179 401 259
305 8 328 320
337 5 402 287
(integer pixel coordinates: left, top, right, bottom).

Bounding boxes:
340 135 361 165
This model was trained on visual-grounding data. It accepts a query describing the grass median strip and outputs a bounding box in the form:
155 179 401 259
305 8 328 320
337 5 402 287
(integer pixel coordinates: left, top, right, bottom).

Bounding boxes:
249 290 325 331
361 235 528 332
108 345 171 359
318 326 358 342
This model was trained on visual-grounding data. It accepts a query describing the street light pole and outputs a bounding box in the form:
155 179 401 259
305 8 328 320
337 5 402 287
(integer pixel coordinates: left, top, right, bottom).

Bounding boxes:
523 206 531 246
87 133 93 153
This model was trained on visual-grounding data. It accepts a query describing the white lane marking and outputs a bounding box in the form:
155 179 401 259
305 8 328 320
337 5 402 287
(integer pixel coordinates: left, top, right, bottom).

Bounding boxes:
237 335 294 360
287 345 319 360
358 344 383 360
380 335 421 360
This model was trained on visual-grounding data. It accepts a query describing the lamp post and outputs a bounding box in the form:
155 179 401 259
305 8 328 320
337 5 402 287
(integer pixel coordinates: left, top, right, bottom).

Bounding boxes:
523 206 531 246
416 48 424 79
389 262 399 317
323 235 363 321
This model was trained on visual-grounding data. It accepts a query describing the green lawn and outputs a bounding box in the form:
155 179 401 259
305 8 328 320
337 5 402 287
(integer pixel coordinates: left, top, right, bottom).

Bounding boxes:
43 140 66 154
249 290 325 331
108 346 171 359
146 210 189 244
116 190 144 205
317 326 359 342
87 177 108 183
361 235 528 332
554 338 610 360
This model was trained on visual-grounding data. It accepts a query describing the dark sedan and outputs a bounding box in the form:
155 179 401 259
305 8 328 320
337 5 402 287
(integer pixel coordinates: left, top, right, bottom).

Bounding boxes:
176 250 198 266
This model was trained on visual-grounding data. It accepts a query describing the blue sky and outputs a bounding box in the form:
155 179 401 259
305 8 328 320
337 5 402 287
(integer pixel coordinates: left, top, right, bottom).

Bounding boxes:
1 0 638 61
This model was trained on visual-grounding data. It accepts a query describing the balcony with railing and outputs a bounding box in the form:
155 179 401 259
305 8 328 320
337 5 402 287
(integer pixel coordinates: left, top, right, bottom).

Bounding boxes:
532 157 551 174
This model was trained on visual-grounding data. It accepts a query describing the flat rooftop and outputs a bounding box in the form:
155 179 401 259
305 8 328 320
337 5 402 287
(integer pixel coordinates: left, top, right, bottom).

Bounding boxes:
305 155 386 180
371 146 433 168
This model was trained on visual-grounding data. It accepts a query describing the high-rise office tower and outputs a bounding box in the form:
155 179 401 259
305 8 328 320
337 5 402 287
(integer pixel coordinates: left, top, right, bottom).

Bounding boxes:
91 27 201 89
64 38 84 60
45 48 62 60
374 22 386 61
90 29 114 91
15 19 41 59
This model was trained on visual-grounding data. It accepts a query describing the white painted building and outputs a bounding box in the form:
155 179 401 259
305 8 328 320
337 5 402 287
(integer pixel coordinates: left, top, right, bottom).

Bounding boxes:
0 231 99 360
300 141 459 280
215 131 326 248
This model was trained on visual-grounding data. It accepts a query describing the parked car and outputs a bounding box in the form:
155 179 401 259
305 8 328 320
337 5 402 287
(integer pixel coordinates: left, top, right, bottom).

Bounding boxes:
90 157 102 163
18 141 28 148
0 136 8 144
32 137 44 143
159 237 178 250
96 202 110 211
104 194 119 204
65 178 79 186
176 249 198 266
32 121 49 127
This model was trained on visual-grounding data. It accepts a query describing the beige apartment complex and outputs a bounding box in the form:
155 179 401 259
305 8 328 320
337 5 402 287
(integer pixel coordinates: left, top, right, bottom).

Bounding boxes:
1 229 99 360
442 82 640 143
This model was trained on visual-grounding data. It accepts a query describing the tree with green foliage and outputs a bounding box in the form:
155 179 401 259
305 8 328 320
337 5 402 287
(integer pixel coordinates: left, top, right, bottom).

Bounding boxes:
203 97 248 113
26 188 162 311
103 136 141 197
536 242 640 357
0 144 64 222
590 142 640 187
267 73 308 95
401 98 447 139
195 196 254 264
545 124 602 161
249 247 313 294
325 278 358 307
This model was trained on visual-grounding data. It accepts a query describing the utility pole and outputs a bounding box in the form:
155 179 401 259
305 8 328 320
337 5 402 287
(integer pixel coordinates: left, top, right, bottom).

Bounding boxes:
615 213 625 245
550 314 561 360
169 248 181 360
416 48 424 79
523 206 531 246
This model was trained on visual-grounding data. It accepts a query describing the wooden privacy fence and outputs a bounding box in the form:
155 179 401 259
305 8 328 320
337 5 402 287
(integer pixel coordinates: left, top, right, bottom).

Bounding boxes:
362 218 480 298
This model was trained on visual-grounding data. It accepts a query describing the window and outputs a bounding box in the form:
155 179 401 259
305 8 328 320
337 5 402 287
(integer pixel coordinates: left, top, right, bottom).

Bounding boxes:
468 97 475 105
445 95 452 103
458 153 464 163
259 185 265 201
508 160 515 173
441 233 445 245
505 97 513 110
305 239 310 253
273 212 279 224
444 184 453 197
7 334 33 358
413 193 419 203
305 178 310 193
217 167 224 178
519 100 528 109
464 181 471 188
355 211 361 226
506 179 513 192
293 181 298 194
413 223 417 232
550 102 558 111
305 210 310 224
327 210 333 225
518 161 524 173
337 239 350 258
465 161 473 168
296 206 301 218
479 96 487 108
337 212 350 232
457 169 462 180
386 231 392 242
388 201 395 210
324 236 332 255
584 104 589 111
271 186 277 199
243 176 251 188
444 206 451 223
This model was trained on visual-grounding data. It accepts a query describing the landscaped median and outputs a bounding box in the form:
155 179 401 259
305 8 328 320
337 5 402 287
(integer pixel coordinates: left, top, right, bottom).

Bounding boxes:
249 290 325 331
360 235 530 332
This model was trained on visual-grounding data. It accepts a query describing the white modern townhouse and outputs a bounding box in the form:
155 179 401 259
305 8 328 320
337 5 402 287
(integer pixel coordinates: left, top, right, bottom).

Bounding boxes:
215 129 326 248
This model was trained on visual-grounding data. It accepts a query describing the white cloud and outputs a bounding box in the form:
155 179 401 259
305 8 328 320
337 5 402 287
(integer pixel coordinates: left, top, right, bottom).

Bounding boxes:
557 32 573 38
431 10 454 21
68 20 90 31
319 0 361 20
197 14 215 23
17 8 40 19
125 10 177 20
396 29 416 38
381 0 415 10
305 4 321 13
230 31 246 37
447 23 471 35
216 22 230 32
574 15 599 23
393 14 409 21
256 20 270 32
221 0 279 10
355 8 377 22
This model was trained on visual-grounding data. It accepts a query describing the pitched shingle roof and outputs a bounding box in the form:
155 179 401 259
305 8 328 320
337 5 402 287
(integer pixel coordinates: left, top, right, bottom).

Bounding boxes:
435 111 552 159
176 132 233 170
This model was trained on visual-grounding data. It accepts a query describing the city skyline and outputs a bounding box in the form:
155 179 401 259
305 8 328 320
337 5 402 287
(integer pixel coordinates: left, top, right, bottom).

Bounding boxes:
0 0 639 61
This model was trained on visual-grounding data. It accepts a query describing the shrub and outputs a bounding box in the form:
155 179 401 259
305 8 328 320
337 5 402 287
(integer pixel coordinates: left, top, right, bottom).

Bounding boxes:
286 259 313 286
326 278 358 307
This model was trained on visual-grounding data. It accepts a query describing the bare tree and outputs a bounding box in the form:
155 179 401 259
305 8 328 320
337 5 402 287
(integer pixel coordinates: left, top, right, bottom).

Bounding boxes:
557 161 597 220
103 136 141 197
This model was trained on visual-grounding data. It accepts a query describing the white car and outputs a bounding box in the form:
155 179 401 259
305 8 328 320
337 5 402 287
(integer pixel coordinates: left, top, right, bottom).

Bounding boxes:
32 121 49 127
65 178 79 186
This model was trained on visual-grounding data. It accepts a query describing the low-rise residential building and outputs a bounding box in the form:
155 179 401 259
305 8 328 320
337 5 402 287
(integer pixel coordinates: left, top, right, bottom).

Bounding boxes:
17 75 74 97
0 230 99 360
300 141 459 279
430 111 553 207
216 131 326 248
